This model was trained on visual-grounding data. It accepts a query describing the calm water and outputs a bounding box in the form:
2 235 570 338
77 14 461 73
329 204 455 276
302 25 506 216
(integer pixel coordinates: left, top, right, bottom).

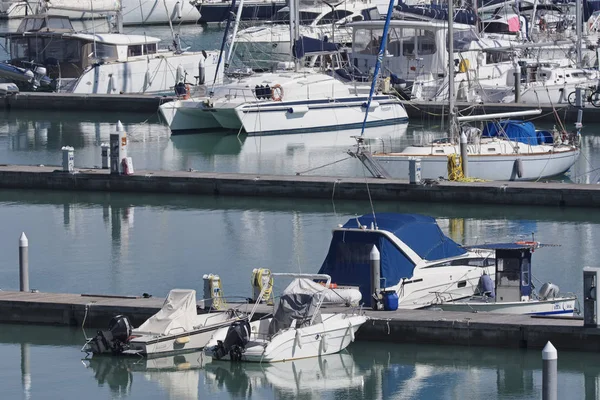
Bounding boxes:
1 324 600 400
2 19 600 400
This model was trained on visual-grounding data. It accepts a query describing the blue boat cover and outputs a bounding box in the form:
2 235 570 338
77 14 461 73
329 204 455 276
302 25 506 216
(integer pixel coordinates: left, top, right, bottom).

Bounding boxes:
293 36 339 59
482 120 544 146
317 213 466 302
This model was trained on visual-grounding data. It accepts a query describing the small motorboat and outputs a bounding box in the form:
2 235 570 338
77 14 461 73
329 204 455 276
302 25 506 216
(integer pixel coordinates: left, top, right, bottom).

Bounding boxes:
430 242 577 316
82 289 244 357
204 273 367 363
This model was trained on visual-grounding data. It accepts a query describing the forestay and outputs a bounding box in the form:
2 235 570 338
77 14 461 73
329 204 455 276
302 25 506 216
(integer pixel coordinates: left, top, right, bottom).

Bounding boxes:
135 289 198 336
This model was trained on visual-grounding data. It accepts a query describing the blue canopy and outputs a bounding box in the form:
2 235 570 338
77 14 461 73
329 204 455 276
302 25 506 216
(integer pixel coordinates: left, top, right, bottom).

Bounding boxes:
317 213 466 302
292 36 339 59
482 120 550 146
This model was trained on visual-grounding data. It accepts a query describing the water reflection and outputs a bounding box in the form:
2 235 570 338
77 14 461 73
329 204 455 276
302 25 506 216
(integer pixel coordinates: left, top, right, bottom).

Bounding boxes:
84 352 206 400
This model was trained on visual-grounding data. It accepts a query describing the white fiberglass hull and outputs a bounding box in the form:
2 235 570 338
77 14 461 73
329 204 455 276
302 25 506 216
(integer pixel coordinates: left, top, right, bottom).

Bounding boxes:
434 297 576 317
206 313 367 363
10 0 200 25
62 52 220 95
161 95 408 135
374 148 580 181
128 314 239 357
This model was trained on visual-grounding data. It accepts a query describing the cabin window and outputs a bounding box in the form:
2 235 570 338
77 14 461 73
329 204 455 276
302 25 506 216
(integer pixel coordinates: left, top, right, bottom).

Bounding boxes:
317 10 354 25
335 242 374 264
521 258 530 286
363 8 380 21
496 258 520 286
145 43 157 54
273 11 320 25
46 17 72 30
128 45 143 57
93 43 118 61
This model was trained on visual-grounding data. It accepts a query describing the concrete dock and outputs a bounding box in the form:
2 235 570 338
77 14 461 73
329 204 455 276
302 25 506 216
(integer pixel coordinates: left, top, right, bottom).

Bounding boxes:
0 92 589 124
0 165 598 208
0 290 597 352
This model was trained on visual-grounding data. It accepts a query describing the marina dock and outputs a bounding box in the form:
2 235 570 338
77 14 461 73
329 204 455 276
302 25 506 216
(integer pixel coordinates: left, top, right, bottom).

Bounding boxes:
0 290 596 352
0 165 597 208
0 92 591 124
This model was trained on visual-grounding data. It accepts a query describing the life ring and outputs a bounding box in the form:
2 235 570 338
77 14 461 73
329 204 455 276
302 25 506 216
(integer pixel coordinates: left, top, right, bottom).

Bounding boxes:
271 84 283 101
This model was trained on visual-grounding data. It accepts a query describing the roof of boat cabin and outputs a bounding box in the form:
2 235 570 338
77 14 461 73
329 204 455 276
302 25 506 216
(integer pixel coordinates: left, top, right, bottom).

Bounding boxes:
465 242 544 251
339 213 467 260
348 19 474 30
67 33 161 45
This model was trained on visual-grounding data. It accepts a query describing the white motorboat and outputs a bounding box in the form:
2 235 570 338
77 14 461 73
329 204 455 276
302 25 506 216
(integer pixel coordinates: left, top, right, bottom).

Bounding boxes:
234 0 381 65
431 242 577 316
204 273 368 363
0 14 221 94
318 213 496 309
82 289 244 357
0 0 200 25
159 70 408 135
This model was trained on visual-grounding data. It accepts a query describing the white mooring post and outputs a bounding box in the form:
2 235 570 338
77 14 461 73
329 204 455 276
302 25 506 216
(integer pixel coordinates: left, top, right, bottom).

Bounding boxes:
19 232 29 292
101 143 110 169
542 341 558 400
370 245 380 310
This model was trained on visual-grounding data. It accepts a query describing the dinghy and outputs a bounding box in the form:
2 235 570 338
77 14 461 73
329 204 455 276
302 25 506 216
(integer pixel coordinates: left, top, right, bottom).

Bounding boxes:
82 289 244 357
204 273 367 363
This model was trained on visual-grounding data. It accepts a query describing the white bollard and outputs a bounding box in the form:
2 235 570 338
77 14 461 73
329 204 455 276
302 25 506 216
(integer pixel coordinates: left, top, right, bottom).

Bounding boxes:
19 232 29 292
408 158 421 184
109 134 120 174
61 146 74 172
460 131 469 178
370 245 381 310
542 341 558 400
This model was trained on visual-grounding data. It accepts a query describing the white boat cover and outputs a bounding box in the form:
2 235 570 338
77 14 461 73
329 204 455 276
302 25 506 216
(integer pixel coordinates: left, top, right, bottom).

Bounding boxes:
135 289 197 336
282 278 362 305
45 0 122 12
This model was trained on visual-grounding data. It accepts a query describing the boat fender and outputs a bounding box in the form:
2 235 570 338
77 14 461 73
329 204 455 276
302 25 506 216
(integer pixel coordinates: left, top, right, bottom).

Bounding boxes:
176 65 184 84
271 84 283 101
144 70 152 92
198 58 205 85
175 336 190 345
295 329 303 349
175 1 182 19
514 158 523 179
348 321 355 342
321 334 328 353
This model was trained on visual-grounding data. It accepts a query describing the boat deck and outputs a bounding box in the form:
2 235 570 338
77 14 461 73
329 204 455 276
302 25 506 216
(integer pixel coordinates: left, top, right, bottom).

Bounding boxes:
0 290 598 352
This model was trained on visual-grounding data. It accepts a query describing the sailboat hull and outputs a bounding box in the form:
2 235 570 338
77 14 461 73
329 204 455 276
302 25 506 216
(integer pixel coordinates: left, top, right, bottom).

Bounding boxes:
374 148 580 181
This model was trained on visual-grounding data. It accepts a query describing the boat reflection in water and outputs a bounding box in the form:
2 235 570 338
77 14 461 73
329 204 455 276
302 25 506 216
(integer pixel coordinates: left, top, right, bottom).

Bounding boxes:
83 339 600 399
83 352 206 400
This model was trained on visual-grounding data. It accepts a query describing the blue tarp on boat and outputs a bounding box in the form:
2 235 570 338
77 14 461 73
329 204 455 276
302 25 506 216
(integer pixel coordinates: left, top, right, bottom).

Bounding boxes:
317 213 466 302
482 120 551 146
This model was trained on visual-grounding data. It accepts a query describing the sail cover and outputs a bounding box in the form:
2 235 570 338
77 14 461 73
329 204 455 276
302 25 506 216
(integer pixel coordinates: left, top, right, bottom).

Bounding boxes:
44 0 121 12
318 213 466 302
482 120 542 146
135 289 197 335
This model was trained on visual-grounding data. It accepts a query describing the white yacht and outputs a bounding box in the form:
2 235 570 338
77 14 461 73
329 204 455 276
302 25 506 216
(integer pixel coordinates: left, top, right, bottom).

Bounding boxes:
0 14 221 94
234 0 382 64
0 0 200 25
159 69 408 135
317 213 497 309
205 274 367 363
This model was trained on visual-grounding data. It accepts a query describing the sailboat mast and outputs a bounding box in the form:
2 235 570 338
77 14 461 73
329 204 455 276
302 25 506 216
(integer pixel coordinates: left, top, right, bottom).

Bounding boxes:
447 0 456 142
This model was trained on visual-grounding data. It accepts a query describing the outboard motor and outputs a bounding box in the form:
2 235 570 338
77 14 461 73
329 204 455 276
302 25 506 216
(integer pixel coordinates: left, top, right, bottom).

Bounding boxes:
174 82 187 97
538 283 560 300
211 319 250 361
85 315 133 355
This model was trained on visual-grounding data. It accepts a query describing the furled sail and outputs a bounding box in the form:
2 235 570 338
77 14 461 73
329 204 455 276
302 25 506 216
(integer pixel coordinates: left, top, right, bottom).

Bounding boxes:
43 0 122 13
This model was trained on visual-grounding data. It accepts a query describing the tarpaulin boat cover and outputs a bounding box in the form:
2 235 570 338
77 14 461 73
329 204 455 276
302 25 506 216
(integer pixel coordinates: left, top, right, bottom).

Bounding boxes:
318 213 466 302
268 278 323 335
135 289 197 335
482 120 542 145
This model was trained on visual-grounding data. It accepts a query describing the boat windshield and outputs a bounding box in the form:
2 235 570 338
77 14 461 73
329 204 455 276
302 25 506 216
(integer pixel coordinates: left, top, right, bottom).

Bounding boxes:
353 27 437 57
316 10 354 25
10 37 82 64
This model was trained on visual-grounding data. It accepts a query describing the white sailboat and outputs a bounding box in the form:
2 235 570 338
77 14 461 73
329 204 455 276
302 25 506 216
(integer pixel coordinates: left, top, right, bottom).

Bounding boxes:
431 242 577 316
350 0 581 181
159 0 408 135
204 274 367 363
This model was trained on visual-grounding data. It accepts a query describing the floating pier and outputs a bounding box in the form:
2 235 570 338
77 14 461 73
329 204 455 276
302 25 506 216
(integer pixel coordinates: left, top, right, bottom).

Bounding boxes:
0 92 590 124
0 290 597 352
0 165 598 208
